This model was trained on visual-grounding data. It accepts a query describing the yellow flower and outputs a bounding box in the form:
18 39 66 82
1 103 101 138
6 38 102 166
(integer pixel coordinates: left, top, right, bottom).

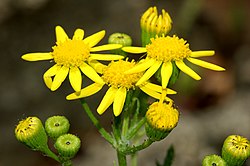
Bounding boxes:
122 35 225 88
22 26 123 92
66 60 176 116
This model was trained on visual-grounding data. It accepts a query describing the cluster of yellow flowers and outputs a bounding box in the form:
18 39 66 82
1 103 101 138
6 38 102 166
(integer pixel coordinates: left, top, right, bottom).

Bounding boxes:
21 6 224 130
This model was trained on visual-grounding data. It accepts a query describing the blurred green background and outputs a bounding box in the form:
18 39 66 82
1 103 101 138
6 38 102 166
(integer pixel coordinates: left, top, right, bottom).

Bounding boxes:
0 0 250 165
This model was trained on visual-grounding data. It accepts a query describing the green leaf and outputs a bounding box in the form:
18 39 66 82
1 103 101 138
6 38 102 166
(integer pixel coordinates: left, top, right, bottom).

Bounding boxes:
155 145 175 166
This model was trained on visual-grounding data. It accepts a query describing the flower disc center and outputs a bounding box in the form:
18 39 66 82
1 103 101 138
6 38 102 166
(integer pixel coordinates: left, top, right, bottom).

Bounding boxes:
52 39 90 67
102 60 143 89
146 35 192 62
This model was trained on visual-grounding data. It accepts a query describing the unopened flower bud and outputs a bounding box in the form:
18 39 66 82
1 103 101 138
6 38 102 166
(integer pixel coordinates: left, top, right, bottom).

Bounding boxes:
141 6 172 46
15 117 48 151
202 154 227 166
108 33 132 56
54 134 81 160
45 116 70 140
145 101 179 141
222 135 250 166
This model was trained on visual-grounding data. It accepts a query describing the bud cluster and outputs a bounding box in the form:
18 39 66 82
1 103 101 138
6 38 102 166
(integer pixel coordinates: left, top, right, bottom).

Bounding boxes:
202 135 250 166
15 116 81 164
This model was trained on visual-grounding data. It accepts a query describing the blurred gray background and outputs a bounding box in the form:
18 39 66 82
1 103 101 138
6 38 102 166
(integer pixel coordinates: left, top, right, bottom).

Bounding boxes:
1 0 250 165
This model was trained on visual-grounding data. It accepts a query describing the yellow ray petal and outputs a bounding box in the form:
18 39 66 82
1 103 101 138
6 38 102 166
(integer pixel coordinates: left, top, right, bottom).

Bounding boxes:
90 44 122 52
190 51 215 58
83 30 105 48
113 87 127 116
136 61 162 86
140 84 173 101
175 60 201 80
73 28 84 40
143 82 177 94
69 67 82 92
125 58 155 74
97 87 117 115
51 66 69 91
90 54 124 61
79 62 104 84
66 83 104 100
21 53 53 61
122 46 147 54
161 62 172 88
140 85 161 100
55 26 69 43
187 57 225 71
43 65 61 88
88 60 107 74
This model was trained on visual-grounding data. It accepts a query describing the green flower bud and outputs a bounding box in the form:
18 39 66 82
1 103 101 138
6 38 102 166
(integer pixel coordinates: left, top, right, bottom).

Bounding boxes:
45 116 70 140
54 134 81 160
15 117 48 151
145 101 179 141
140 6 172 46
202 154 227 166
222 135 250 166
108 33 132 56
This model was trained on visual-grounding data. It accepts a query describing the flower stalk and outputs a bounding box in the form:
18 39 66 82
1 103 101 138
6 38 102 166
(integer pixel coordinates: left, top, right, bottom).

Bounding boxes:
80 99 114 145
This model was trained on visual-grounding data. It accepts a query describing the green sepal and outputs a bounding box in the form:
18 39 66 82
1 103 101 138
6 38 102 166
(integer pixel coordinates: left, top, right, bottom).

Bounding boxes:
145 122 170 142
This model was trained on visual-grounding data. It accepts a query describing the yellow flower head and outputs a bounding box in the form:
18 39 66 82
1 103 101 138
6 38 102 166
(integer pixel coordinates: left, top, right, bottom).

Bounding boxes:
122 35 225 88
22 26 123 92
147 35 191 61
67 60 177 117
102 60 143 89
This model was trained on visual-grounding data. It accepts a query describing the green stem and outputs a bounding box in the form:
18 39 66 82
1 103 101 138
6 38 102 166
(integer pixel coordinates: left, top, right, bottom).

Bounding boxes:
80 99 114 145
131 153 138 166
112 116 122 142
117 151 127 166
121 139 153 155
126 118 146 140
44 148 60 162
130 98 140 125
121 109 129 140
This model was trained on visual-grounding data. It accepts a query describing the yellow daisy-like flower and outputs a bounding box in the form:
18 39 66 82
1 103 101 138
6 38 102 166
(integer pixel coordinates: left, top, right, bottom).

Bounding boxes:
22 26 124 92
66 60 176 116
122 35 225 88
